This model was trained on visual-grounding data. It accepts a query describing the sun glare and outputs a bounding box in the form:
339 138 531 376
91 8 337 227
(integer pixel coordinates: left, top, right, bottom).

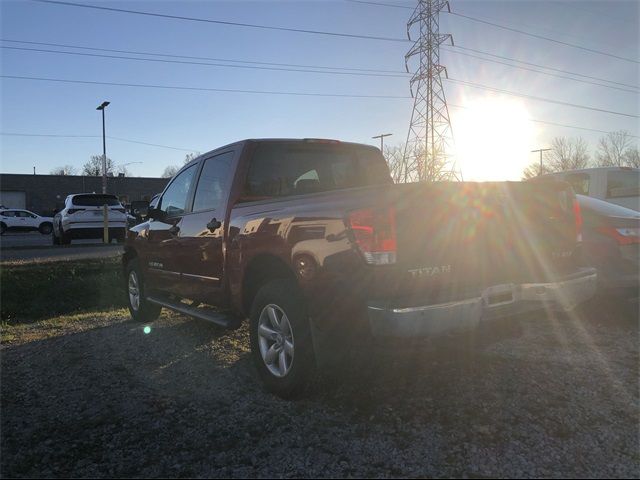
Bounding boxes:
454 98 534 182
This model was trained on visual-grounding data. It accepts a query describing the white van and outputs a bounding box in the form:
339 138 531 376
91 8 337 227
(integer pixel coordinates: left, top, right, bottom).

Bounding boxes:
544 167 639 211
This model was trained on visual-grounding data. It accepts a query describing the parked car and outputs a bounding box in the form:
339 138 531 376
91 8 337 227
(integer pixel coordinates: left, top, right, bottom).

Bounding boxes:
577 194 639 294
543 167 639 211
52 193 128 245
123 138 596 398
0 209 53 235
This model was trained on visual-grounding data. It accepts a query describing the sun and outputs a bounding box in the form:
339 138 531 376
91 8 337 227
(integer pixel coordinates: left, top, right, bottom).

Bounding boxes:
453 97 535 182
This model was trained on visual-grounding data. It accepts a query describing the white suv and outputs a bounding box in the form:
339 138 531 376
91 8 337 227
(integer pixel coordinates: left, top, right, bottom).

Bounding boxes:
52 194 128 245
0 209 53 235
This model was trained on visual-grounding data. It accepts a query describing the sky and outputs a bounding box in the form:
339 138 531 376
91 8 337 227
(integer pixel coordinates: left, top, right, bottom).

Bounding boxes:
1 0 638 181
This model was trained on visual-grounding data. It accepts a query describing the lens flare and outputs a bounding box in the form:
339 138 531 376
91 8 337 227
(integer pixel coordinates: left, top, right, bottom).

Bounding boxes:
143 326 151 335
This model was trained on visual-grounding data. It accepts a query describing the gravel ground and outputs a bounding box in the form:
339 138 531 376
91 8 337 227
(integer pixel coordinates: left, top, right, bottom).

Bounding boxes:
1 299 638 478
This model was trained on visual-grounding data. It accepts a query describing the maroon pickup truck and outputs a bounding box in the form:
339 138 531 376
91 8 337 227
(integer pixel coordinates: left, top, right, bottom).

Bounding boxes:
124 138 596 397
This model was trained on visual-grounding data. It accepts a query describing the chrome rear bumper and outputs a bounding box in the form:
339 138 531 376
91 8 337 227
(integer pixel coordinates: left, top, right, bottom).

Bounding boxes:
368 268 597 337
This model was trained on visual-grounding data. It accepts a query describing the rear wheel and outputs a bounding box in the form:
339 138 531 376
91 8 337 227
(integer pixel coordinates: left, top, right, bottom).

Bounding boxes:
249 279 316 398
39 222 52 235
126 259 162 323
0 222 6 235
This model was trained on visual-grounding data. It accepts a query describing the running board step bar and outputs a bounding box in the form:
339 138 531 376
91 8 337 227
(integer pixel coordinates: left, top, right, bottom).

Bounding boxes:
147 296 238 328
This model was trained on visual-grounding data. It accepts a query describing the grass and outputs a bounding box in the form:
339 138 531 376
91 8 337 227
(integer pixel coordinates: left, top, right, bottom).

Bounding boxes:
1 257 127 324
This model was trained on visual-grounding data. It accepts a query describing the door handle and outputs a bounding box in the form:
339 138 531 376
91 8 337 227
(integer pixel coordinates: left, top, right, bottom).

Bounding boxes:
207 218 222 232
169 224 180 235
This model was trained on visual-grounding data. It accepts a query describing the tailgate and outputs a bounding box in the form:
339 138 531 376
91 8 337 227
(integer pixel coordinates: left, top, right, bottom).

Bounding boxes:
390 181 579 305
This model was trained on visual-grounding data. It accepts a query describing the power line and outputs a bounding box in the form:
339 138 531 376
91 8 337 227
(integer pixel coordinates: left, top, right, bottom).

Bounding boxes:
31 0 409 43
3 73 637 119
0 45 409 79
344 0 412 9
442 47 638 94
450 45 639 90
5 37 635 92
449 11 639 64
447 103 639 138
0 74 411 99
0 132 199 151
1 38 407 74
447 78 638 118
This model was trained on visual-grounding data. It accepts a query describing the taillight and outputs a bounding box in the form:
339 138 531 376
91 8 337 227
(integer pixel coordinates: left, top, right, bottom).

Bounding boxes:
348 207 397 265
67 208 84 214
598 226 640 245
573 198 583 242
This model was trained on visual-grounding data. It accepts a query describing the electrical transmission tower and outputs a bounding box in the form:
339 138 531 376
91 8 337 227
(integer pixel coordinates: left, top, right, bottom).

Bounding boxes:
402 0 458 182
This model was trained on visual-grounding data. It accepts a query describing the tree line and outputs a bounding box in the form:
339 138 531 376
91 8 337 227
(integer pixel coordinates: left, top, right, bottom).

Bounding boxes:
50 155 130 177
521 130 639 179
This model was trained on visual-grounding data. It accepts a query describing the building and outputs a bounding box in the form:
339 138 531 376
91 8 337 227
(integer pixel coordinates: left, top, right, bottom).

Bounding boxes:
0 174 169 215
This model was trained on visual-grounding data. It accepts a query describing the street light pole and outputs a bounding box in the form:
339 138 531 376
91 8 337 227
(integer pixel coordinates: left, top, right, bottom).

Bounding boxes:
96 101 110 193
372 133 393 152
531 148 551 176
96 101 110 243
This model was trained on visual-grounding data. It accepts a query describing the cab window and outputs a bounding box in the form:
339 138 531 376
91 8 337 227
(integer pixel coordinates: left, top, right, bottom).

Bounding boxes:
564 173 590 195
607 170 640 198
192 152 233 212
159 164 197 217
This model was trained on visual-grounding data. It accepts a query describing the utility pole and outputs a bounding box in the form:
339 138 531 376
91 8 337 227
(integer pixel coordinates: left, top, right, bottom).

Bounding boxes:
531 148 551 176
372 133 393 152
402 0 457 183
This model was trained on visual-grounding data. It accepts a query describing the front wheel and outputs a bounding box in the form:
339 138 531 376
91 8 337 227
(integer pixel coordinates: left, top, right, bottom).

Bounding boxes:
249 279 316 399
126 259 162 323
39 222 52 235
0 222 6 235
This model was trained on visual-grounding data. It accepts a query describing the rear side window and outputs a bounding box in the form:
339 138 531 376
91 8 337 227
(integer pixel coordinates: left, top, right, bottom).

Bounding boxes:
1 211 16 217
160 164 197 217
607 170 640 198
244 143 391 199
72 195 120 207
564 173 590 195
192 152 233 212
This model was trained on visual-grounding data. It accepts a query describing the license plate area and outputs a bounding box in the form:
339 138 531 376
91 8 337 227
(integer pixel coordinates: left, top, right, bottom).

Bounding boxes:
482 284 515 307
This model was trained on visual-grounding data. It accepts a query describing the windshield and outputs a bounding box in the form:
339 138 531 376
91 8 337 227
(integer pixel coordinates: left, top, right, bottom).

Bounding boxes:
71 195 120 207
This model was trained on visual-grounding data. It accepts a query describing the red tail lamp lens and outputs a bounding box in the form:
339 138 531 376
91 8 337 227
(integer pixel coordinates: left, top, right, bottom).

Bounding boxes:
348 207 397 265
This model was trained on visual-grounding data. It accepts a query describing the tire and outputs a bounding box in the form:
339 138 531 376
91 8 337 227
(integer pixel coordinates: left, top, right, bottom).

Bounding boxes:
39 222 53 235
126 258 162 323
52 228 60 245
0 222 6 235
249 279 316 399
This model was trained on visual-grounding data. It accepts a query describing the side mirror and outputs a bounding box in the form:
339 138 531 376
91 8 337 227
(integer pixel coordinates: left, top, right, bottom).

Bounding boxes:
147 206 166 222
130 200 150 218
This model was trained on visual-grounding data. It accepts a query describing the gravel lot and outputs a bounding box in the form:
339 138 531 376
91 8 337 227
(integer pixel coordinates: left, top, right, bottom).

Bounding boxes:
2 299 638 478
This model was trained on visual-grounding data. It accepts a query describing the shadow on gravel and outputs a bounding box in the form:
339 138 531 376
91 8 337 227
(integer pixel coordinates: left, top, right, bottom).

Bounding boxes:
1 298 638 478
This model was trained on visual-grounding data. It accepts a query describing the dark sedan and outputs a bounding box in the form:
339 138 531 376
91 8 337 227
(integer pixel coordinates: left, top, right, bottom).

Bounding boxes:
577 194 639 295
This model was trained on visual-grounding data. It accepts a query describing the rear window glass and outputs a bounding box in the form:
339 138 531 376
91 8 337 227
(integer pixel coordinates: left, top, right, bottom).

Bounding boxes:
607 170 639 198
72 195 120 206
244 142 391 199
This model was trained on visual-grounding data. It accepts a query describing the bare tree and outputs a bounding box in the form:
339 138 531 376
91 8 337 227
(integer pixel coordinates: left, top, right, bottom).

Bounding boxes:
82 155 116 176
161 165 179 178
522 162 553 180
50 165 77 176
161 152 201 179
624 147 640 168
595 130 634 167
548 136 590 172
382 144 404 183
